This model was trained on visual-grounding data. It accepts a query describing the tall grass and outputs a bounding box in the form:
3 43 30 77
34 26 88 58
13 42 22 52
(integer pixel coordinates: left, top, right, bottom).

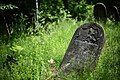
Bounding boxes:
0 18 120 80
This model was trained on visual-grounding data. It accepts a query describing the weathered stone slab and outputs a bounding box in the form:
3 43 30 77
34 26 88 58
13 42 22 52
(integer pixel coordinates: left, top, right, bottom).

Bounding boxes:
107 6 120 21
94 3 107 21
60 23 105 73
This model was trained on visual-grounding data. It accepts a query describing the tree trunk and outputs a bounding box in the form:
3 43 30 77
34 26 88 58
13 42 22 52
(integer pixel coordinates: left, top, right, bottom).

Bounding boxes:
36 0 39 22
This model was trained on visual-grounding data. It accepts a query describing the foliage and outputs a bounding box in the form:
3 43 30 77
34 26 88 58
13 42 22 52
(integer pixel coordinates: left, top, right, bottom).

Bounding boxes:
38 0 64 26
66 0 89 20
0 0 91 36
0 4 18 10
38 0 90 25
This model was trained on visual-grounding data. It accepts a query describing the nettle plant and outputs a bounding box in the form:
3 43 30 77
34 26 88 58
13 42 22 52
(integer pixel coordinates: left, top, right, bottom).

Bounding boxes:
0 4 18 10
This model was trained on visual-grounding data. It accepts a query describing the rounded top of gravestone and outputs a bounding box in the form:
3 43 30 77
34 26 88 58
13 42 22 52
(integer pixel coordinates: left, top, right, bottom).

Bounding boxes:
94 3 107 10
75 23 105 47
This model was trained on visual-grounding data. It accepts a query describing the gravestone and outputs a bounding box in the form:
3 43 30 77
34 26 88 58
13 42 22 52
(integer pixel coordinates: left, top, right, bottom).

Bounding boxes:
93 3 107 21
107 6 120 22
60 23 105 73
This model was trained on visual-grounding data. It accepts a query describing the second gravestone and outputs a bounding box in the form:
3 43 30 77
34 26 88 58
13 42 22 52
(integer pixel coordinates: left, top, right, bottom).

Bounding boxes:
93 3 107 21
107 6 120 22
60 23 105 73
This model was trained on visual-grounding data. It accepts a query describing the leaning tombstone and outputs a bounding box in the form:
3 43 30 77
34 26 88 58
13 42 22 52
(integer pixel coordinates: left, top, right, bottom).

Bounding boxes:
93 3 107 21
60 23 105 74
107 6 120 22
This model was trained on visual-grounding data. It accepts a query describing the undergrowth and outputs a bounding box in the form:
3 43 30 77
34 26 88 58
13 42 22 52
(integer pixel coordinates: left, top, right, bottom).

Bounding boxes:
0 18 120 80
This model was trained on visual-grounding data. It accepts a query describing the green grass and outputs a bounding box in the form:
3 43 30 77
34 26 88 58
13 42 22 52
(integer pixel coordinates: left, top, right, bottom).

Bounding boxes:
0 18 120 80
